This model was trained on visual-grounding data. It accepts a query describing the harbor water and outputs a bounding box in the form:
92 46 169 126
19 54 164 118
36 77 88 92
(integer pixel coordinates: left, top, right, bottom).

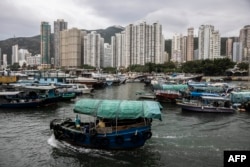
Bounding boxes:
0 82 250 167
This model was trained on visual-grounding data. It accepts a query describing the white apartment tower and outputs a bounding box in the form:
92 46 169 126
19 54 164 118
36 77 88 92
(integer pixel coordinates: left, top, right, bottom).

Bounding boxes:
60 28 84 68
239 25 250 61
54 19 67 67
111 32 126 68
211 31 221 59
3 54 7 69
233 42 243 62
12 44 18 64
112 22 165 68
103 43 112 67
186 27 194 61
83 31 104 68
171 33 182 63
198 25 221 60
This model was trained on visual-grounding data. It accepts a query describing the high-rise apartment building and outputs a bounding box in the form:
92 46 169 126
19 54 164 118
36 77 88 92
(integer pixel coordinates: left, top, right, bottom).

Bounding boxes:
54 19 67 67
111 32 126 68
239 25 250 61
0 48 2 68
12 44 18 64
2 54 7 69
186 27 194 61
60 28 85 68
103 43 112 68
171 33 182 63
211 31 221 59
112 22 165 68
40 21 51 64
83 31 104 68
226 38 233 59
198 25 221 60
181 36 187 62
171 28 193 63
233 42 243 62
26 54 41 67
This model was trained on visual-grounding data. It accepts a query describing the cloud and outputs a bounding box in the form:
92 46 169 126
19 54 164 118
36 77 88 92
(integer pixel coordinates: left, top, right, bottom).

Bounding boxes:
0 0 249 40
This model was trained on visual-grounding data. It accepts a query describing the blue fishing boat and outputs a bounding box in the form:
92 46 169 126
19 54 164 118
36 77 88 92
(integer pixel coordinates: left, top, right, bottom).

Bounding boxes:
50 99 162 150
0 91 44 108
21 85 62 106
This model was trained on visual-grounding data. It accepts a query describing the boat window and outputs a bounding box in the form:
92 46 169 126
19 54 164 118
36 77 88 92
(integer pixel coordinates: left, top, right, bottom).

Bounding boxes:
79 85 84 88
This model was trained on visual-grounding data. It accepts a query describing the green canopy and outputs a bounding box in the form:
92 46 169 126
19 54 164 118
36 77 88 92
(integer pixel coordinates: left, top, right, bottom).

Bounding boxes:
73 99 162 120
230 91 250 103
161 84 188 91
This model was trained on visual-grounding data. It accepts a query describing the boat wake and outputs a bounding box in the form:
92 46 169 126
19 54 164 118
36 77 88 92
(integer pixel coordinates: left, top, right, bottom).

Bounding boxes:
47 134 115 156
47 134 58 148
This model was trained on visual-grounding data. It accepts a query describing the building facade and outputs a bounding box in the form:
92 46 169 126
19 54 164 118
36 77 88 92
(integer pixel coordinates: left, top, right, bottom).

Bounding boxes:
12 44 18 64
112 22 165 68
198 25 221 60
83 31 104 68
233 42 243 62
226 38 233 59
186 27 194 61
2 54 7 69
0 48 1 68
171 33 182 63
40 21 51 64
239 25 250 61
54 19 68 67
26 54 41 67
60 28 85 68
111 32 126 68
103 43 112 67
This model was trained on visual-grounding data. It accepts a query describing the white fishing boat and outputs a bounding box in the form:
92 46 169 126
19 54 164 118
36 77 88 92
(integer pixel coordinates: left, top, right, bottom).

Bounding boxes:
177 96 236 113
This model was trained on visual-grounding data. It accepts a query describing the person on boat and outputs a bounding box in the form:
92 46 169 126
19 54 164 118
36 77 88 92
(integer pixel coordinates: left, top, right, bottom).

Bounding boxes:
96 119 105 128
75 114 81 128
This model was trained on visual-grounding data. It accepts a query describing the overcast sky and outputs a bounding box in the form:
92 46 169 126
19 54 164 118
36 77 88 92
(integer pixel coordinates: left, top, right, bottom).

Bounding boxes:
0 0 249 40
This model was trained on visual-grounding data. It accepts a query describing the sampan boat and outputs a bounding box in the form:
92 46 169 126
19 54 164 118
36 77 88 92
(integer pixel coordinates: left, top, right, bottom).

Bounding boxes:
50 99 162 150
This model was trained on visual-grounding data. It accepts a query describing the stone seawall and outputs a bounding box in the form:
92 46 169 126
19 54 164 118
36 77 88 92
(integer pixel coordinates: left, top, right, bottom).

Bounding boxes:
202 76 250 81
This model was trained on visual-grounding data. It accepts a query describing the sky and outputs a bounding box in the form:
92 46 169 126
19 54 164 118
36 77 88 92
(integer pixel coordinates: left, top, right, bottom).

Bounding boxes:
0 0 250 40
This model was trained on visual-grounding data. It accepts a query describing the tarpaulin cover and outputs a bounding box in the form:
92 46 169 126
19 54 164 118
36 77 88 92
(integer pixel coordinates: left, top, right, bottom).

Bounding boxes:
191 86 225 93
74 99 162 120
161 84 188 91
230 91 250 103
190 92 220 97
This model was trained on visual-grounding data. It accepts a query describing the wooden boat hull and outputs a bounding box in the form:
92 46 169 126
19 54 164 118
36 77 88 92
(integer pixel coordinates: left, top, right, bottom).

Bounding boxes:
155 92 181 103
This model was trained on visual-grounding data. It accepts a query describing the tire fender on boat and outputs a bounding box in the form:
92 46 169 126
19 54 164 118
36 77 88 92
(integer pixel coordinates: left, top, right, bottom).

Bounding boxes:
143 131 152 140
100 137 110 148
115 135 124 145
68 132 76 141
75 133 86 142
130 134 140 143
